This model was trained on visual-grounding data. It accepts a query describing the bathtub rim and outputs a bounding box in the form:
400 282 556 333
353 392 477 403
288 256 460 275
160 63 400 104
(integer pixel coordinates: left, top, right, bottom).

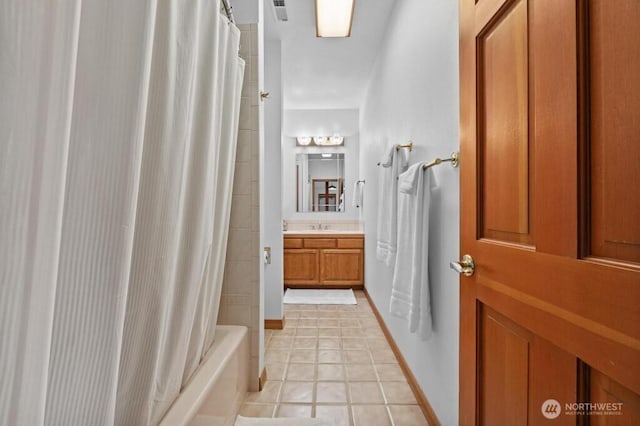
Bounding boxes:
159 325 249 426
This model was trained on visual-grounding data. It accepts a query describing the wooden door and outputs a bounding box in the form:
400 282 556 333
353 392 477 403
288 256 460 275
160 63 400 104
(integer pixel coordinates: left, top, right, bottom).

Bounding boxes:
459 0 640 424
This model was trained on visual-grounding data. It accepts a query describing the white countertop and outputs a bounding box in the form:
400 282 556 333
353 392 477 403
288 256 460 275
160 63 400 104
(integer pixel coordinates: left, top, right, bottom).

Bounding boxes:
283 230 364 235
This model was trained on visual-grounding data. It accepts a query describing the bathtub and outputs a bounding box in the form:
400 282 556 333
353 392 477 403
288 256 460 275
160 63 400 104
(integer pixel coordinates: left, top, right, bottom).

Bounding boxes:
160 325 250 426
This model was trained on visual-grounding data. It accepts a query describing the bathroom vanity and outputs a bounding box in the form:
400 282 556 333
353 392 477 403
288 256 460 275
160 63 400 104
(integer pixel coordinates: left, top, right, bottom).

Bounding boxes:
283 232 364 289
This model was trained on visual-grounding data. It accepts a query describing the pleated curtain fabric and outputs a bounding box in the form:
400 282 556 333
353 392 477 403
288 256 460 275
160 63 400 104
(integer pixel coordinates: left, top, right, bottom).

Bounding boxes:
0 0 245 424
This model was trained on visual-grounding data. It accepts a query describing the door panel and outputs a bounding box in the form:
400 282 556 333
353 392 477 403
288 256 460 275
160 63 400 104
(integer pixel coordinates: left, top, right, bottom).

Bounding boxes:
283 249 319 284
479 307 530 425
479 0 533 245
460 0 640 423
589 0 640 264
320 249 363 285
590 369 640 426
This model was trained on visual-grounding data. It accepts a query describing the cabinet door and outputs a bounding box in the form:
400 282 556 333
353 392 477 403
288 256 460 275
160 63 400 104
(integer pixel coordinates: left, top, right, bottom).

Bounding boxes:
283 249 319 284
320 249 363 285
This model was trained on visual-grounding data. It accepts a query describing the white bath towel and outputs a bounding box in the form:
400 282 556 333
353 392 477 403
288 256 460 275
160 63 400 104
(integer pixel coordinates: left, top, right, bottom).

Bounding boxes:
389 163 437 340
352 180 364 208
376 145 409 266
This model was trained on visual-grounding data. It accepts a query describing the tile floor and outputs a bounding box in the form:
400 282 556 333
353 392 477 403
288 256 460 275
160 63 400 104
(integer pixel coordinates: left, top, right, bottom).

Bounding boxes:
238 291 429 425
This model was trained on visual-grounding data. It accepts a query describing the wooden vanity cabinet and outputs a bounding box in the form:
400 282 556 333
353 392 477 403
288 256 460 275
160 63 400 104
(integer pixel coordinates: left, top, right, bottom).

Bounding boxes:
284 234 364 288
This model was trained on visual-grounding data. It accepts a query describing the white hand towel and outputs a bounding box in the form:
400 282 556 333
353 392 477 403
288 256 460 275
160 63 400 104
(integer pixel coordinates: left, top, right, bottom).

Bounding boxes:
376 146 409 267
389 163 437 340
352 180 364 208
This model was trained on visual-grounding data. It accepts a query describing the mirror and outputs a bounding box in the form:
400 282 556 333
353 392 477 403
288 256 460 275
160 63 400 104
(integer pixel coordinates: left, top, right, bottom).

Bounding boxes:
295 153 345 212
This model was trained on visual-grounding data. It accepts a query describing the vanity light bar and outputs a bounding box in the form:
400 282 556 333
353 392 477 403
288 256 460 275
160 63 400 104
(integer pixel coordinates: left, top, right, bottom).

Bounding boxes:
296 135 345 146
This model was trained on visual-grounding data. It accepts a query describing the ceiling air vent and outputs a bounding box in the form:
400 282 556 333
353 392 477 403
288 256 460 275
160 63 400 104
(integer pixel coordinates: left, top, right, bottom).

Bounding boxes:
272 0 288 21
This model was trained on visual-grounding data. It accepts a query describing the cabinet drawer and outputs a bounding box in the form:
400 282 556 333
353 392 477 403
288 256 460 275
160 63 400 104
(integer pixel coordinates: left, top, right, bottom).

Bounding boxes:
284 238 303 249
336 238 364 249
303 238 336 249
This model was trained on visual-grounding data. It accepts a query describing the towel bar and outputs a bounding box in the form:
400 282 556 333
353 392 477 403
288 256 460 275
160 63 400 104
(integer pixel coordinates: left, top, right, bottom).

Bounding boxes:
422 152 459 169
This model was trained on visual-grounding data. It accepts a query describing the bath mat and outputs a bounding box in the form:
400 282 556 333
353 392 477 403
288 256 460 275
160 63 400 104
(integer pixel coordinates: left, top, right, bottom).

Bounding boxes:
235 416 335 426
283 289 357 305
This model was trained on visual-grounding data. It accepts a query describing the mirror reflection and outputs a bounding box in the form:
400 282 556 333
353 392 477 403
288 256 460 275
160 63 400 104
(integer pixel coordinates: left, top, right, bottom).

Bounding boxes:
295 153 345 212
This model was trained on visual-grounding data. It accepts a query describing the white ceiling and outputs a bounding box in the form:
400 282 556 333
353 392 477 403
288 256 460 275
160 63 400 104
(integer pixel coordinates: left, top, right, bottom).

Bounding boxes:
265 0 396 110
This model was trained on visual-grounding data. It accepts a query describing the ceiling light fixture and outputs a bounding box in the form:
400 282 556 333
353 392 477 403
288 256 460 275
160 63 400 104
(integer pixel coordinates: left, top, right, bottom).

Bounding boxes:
315 0 355 38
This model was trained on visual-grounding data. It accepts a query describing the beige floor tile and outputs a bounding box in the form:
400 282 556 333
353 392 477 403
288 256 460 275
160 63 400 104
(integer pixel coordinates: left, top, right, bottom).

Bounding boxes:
339 319 361 328
286 363 315 381
258 296 423 426
264 349 290 364
316 382 348 403
318 350 344 364
348 382 385 404
318 338 341 350
283 319 299 328
318 327 341 337
315 405 351 426
290 349 317 364
269 336 294 349
273 328 296 336
352 405 391 426
295 328 318 337
317 364 345 381
359 319 379 328
289 304 317 311
381 381 417 404
280 381 314 403
323 305 343 311
238 403 276 417
366 338 391 350
341 338 367 350
371 348 398 364
265 363 287 381
298 318 318 328
340 328 362 337
244 381 281 403
276 404 313 418
318 318 340 328
363 327 384 337
345 364 378 381
375 364 406 381
293 337 318 349
388 405 429 425
343 350 371 364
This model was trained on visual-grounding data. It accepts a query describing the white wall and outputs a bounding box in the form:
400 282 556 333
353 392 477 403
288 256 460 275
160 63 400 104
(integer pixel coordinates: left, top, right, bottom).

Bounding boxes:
263 37 284 322
282 109 360 220
359 1 460 424
283 109 359 136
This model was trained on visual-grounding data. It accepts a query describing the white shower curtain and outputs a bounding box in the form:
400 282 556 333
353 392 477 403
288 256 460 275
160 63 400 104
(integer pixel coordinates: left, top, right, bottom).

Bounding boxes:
0 0 244 424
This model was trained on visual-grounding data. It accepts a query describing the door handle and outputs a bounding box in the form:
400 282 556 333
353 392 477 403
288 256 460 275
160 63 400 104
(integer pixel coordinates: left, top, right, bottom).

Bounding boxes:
450 254 475 277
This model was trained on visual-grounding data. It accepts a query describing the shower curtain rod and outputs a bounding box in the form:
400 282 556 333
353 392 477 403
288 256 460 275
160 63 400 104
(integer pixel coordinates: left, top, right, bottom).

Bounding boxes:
221 0 235 23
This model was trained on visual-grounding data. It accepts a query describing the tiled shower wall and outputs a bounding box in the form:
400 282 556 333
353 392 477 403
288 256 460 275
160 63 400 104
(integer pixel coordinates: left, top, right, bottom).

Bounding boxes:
218 23 261 391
